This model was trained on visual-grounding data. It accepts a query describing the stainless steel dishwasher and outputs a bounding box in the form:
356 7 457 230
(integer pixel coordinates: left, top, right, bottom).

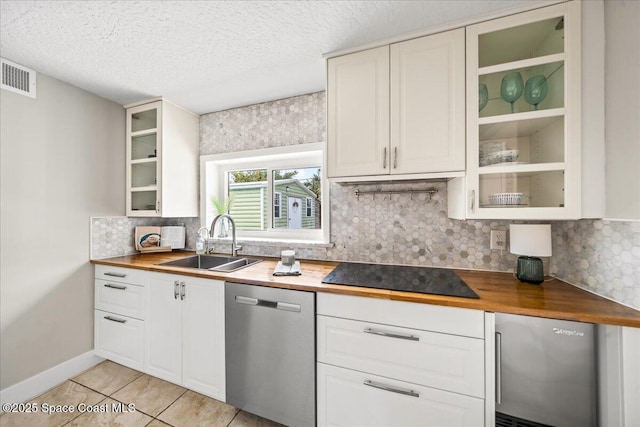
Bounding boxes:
225 282 315 427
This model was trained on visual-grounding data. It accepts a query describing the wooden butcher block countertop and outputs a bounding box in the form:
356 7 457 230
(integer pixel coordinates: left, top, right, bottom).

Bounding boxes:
91 251 640 328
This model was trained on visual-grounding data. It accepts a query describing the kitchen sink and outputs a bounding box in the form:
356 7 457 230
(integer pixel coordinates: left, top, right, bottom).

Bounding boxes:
158 255 262 272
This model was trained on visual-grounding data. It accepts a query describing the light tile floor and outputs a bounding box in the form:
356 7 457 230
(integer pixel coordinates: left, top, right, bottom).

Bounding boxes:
1 360 284 427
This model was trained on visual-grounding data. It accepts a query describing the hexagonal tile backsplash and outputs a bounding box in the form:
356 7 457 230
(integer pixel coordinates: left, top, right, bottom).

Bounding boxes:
92 92 640 310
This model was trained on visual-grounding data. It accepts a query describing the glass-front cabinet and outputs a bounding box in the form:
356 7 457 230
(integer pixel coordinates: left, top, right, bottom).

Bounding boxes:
127 101 161 215
125 98 199 218
464 1 581 219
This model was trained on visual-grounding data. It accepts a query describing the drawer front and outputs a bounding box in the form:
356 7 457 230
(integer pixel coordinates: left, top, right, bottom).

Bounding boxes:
95 279 146 319
95 265 145 286
94 310 144 371
317 292 484 338
318 315 484 398
317 363 484 427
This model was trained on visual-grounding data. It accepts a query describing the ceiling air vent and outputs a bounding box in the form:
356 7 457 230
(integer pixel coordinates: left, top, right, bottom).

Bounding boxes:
1 57 37 98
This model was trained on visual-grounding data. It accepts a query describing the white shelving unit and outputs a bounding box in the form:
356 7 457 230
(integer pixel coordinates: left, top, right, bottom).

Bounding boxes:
125 98 199 217
450 1 603 220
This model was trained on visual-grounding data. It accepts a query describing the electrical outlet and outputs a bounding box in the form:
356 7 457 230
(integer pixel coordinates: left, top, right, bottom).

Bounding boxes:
490 230 507 250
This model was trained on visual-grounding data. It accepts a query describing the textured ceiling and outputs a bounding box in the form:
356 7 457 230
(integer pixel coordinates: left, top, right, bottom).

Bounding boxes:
1 0 530 114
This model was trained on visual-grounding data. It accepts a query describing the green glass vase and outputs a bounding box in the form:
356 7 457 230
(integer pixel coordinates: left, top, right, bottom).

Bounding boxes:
479 83 488 112
524 75 549 110
500 72 524 113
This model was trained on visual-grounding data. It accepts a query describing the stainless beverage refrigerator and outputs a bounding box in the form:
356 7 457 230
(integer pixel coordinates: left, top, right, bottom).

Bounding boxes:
495 313 597 427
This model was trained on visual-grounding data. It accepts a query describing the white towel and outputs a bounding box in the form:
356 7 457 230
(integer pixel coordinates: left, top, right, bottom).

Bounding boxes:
273 261 302 276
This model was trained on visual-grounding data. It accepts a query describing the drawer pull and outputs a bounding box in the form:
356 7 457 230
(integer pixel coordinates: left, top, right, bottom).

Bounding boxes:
104 272 126 278
363 327 419 341
104 283 127 291
104 316 126 324
364 380 419 398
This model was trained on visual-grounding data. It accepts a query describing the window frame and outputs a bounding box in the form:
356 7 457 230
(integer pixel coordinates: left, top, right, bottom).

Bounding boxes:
305 197 313 217
274 192 282 219
201 143 328 243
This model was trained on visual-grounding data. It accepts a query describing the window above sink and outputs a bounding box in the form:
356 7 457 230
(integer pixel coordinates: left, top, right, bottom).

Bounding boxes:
201 143 329 243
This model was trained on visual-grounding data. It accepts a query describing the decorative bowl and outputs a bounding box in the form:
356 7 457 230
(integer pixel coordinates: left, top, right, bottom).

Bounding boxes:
480 149 520 166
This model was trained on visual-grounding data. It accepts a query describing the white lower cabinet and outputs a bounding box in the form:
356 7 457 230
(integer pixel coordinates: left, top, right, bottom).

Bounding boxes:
317 315 485 398
182 278 225 398
318 364 484 427
94 266 146 371
94 309 144 371
145 273 225 401
317 293 486 427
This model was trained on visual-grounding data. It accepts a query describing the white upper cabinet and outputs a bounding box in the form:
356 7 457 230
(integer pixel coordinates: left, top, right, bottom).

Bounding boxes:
450 1 603 220
126 98 199 217
391 28 466 175
327 29 465 182
327 46 390 178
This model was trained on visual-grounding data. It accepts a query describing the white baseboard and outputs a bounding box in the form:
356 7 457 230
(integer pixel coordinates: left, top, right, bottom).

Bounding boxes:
1 351 105 407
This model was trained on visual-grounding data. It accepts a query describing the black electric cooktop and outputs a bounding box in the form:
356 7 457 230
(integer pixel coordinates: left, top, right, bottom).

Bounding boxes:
322 262 479 299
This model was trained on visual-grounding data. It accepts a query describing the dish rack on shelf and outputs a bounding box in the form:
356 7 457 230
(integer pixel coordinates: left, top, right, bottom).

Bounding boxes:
488 192 527 205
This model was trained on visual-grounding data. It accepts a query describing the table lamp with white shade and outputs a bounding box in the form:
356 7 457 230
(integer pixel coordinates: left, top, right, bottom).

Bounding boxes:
509 224 552 284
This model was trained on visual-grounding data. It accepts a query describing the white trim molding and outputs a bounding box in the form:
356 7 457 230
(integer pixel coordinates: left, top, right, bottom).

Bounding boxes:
0 351 104 408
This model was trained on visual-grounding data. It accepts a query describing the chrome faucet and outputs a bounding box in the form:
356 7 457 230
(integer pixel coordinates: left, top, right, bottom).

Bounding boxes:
210 214 242 257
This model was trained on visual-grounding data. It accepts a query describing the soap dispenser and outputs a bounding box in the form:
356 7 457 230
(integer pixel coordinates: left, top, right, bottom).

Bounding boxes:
195 227 208 255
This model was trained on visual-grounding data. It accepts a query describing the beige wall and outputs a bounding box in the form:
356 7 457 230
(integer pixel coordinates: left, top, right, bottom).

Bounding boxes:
0 72 125 389
605 0 640 219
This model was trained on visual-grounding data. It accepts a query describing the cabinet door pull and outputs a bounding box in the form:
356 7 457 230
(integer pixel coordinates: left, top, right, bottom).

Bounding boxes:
496 332 502 405
174 281 180 300
383 147 387 169
393 147 398 169
470 190 476 213
363 327 419 341
104 283 127 291
104 272 126 278
104 316 126 324
156 200 160 214
364 380 419 398
180 282 186 301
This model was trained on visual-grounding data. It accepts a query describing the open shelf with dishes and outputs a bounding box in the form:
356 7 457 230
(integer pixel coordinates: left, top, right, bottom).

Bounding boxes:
479 113 564 170
455 1 582 220
478 170 565 209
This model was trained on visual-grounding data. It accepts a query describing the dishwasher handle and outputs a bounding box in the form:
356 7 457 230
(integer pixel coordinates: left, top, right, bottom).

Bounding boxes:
234 295 301 312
